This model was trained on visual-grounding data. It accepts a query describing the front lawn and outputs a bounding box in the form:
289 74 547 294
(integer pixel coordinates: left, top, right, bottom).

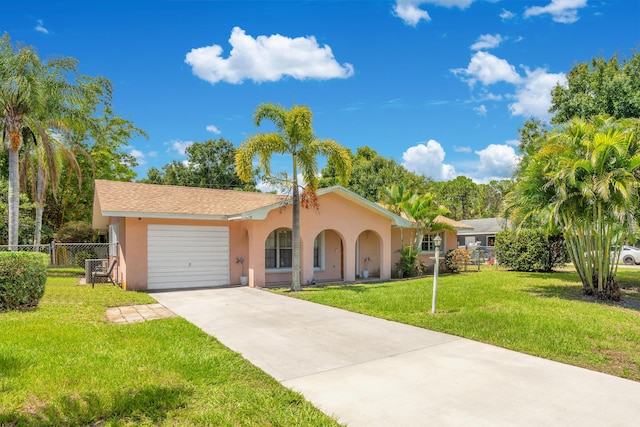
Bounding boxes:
280 269 640 381
0 276 339 426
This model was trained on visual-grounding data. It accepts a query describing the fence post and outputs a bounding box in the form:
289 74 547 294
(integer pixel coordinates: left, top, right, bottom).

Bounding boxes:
50 240 56 266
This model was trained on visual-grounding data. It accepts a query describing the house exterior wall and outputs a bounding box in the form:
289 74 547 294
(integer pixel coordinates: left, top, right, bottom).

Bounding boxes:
390 227 458 275
114 217 249 291
244 191 394 287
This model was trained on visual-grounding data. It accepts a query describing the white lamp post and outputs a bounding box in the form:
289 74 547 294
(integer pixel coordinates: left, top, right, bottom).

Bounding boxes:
431 235 442 314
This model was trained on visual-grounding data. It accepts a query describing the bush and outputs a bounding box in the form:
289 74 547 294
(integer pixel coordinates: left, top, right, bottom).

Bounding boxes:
0 252 48 311
56 221 94 243
494 229 566 272
75 250 98 268
394 246 427 278
444 248 471 273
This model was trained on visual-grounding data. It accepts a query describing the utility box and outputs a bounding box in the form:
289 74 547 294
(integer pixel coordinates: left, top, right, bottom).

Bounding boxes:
85 259 108 284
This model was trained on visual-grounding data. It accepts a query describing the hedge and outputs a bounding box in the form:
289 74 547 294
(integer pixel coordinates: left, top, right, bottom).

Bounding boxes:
494 229 566 272
0 252 48 311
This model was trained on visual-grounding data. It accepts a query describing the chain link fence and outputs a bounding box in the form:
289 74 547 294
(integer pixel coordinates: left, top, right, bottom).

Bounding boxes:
0 242 115 267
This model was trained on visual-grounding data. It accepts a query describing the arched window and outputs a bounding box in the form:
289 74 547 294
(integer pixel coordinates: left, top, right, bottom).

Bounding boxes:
266 228 292 269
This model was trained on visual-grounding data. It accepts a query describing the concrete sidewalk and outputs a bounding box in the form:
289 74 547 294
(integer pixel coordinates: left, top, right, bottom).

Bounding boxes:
153 287 640 427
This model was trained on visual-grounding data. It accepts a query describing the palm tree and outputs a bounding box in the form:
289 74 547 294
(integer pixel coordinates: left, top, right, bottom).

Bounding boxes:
380 183 411 249
235 103 352 291
0 33 109 248
402 193 454 253
20 126 88 245
508 115 640 299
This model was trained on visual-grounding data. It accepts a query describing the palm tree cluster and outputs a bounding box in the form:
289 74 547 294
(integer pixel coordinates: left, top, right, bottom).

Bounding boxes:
0 33 111 247
380 183 454 276
508 115 640 299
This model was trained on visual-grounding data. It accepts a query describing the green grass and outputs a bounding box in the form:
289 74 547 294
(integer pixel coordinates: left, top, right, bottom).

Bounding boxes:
0 275 340 426
278 268 640 381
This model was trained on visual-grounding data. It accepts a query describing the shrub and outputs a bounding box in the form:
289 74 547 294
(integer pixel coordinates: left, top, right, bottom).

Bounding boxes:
75 250 98 268
444 248 471 273
0 252 48 311
494 229 566 272
395 246 424 278
56 221 94 243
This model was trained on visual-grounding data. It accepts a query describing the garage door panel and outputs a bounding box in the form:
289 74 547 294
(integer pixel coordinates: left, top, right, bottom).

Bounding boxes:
147 224 230 290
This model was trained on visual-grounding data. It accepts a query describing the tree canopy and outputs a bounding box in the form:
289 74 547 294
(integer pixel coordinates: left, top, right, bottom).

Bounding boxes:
320 146 428 201
550 51 640 123
142 138 254 190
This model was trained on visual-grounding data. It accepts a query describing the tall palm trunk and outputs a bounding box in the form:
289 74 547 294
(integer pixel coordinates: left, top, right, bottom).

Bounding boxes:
33 163 46 246
291 153 301 291
7 124 23 249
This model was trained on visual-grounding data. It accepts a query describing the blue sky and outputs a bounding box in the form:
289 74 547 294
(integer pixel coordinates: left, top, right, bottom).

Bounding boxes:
3 0 639 184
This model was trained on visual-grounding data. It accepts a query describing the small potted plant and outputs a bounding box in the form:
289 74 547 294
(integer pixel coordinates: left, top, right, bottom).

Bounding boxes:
362 256 371 279
236 257 248 285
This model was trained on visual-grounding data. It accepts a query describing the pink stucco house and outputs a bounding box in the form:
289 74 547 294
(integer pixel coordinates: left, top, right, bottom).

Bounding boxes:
92 180 467 291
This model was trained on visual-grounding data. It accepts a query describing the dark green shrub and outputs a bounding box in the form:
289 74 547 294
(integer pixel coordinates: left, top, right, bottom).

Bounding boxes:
56 221 94 243
0 252 48 311
444 248 471 273
75 250 98 268
494 229 566 272
395 246 422 278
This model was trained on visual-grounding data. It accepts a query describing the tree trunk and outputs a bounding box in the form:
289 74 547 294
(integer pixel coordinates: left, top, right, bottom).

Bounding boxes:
291 155 301 291
33 164 46 246
8 146 20 249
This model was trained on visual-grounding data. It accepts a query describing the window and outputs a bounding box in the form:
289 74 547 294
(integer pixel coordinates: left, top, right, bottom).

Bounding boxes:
108 223 119 257
487 236 495 247
314 231 325 269
266 229 292 269
421 232 444 252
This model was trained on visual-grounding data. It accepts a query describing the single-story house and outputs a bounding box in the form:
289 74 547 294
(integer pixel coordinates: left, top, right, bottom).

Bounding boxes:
456 217 510 248
92 180 469 291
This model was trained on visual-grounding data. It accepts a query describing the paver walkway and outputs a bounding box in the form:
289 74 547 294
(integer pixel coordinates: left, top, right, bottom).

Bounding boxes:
106 303 176 324
153 287 640 427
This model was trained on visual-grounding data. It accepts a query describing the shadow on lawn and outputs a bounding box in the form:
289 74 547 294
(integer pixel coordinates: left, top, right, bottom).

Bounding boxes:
520 271 640 312
0 385 192 426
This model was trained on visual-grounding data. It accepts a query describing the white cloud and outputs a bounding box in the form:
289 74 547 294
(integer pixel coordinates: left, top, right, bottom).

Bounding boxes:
453 52 566 120
185 27 354 84
393 0 476 26
401 140 457 181
34 19 49 34
454 146 472 153
130 148 146 165
470 34 503 51
500 9 515 20
452 51 521 87
524 0 587 24
474 144 520 181
474 104 488 116
505 139 520 147
169 140 194 156
206 125 221 134
509 67 566 119
148 151 158 157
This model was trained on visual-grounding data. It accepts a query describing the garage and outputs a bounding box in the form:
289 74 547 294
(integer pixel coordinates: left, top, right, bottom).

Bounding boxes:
147 224 230 290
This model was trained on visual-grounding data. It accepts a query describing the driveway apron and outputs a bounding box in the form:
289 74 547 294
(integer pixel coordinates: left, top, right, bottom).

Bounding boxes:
153 287 640 427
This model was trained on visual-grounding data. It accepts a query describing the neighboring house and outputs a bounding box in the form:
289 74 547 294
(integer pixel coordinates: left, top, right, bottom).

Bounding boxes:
93 180 469 291
456 217 510 248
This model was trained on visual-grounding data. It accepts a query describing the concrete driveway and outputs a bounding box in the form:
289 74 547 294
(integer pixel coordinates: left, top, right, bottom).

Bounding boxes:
153 287 640 427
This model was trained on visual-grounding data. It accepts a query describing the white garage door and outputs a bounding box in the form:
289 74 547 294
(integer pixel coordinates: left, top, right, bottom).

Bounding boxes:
148 224 230 290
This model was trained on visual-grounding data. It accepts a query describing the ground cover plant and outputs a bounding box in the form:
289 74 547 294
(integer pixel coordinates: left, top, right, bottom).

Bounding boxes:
279 268 640 381
0 275 339 426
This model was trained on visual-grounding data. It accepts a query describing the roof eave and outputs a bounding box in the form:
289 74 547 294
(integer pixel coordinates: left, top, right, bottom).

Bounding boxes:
101 211 229 221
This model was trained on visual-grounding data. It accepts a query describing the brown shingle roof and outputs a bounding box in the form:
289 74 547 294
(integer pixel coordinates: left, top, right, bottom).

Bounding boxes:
94 180 285 217
434 215 474 229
